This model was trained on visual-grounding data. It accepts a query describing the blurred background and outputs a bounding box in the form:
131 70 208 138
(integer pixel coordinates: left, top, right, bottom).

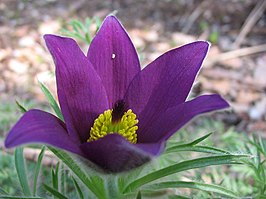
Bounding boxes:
0 0 266 196
1 0 266 138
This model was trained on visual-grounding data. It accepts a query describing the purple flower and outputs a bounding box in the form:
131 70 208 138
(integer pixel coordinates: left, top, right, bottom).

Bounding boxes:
5 16 229 173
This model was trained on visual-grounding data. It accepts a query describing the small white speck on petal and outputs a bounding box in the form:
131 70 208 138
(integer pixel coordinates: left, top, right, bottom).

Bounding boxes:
112 53 116 59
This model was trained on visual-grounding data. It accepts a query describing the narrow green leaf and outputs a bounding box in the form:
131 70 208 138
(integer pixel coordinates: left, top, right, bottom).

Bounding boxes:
72 176 84 199
15 100 27 113
121 189 169 199
259 135 266 157
165 145 230 155
0 188 8 195
43 184 68 199
85 33 91 45
188 132 212 146
136 191 141 199
61 31 85 41
14 147 31 196
0 196 44 199
52 162 60 191
85 18 92 29
70 20 84 32
145 181 239 198
123 154 248 193
48 147 106 199
38 81 64 121
33 146 46 196
94 17 102 33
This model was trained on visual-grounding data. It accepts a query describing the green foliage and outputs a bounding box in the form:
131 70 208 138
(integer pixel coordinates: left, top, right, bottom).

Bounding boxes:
145 181 239 198
38 81 64 121
0 151 18 195
123 154 247 194
43 184 68 199
14 147 31 196
0 101 27 136
33 146 46 196
61 17 102 45
71 177 84 199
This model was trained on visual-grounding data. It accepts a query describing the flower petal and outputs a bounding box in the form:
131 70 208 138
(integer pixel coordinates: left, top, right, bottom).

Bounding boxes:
5 109 83 156
87 16 141 107
125 41 209 120
136 142 165 156
80 134 152 173
137 94 229 143
44 34 109 143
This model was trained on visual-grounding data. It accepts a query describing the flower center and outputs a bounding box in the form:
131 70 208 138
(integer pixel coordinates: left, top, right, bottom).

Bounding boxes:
88 109 138 144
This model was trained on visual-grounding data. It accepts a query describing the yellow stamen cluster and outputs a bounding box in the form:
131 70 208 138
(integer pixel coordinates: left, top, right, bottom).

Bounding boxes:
88 109 138 144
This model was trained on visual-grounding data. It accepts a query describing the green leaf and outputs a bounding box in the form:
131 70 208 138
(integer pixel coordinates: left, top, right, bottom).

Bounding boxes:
72 176 84 199
123 154 248 193
188 132 212 145
33 146 46 196
70 20 83 33
165 133 230 155
136 191 141 199
14 147 31 196
48 147 106 199
259 135 266 157
0 196 44 199
0 188 8 195
85 33 91 45
15 100 27 113
38 81 64 121
94 17 102 33
43 184 68 199
145 181 239 198
165 145 230 155
52 162 60 192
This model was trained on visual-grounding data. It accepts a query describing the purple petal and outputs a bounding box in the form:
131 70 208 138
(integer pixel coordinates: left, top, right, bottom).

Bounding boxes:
136 142 165 156
44 34 109 143
5 109 83 156
80 134 152 173
87 16 141 107
124 42 209 127
137 94 229 143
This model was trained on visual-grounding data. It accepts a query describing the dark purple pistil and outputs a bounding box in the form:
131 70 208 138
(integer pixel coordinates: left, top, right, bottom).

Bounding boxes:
112 100 126 123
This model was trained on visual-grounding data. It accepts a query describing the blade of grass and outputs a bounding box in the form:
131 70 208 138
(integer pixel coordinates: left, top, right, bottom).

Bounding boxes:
38 81 64 121
145 181 239 198
72 176 84 199
52 162 60 190
136 191 141 199
51 162 60 199
0 188 8 195
188 132 212 145
123 154 248 193
15 100 27 113
48 147 106 199
33 146 46 196
43 184 68 199
165 145 230 155
14 147 31 196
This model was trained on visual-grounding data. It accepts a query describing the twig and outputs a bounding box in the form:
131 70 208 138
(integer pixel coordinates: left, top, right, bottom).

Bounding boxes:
233 0 266 48
206 43 266 66
202 68 266 92
182 1 207 33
